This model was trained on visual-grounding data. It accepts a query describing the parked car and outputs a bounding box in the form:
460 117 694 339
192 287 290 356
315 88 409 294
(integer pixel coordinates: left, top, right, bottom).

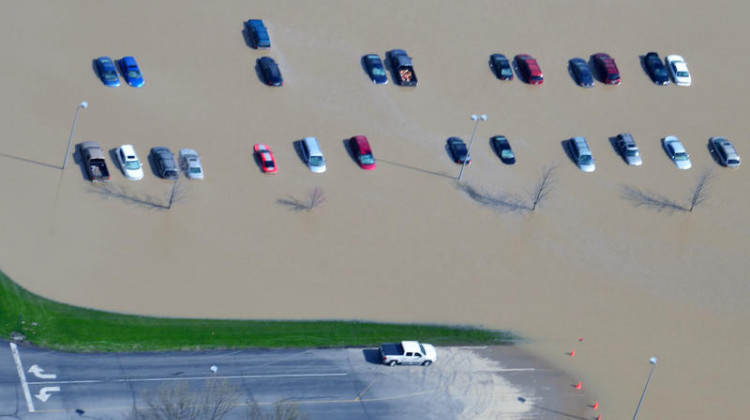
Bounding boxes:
447 137 470 165
386 49 418 86
257 57 283 86
379 341 437 366
666 55 691 86
709 137 741 168
179 149 204 179
244 19 271 49
569 136 595 172
116 144 144 180
514 54 543 85
662 136 692 169
349 136 376 170
79 141 110 182
253 143 277 173
615 133 642 166
150 147 179 179
363 54 388 84
118 56 144 87
592 53 621 85
569 57 594 87
490 135 516 164
300 137 326 173
94 56 120 87
644 52 670 85
489 54 514 80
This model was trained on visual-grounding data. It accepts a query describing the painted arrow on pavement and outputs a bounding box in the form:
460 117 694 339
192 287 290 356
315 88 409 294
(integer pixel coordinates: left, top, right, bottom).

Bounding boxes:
28 365 57 379
34 387 60 402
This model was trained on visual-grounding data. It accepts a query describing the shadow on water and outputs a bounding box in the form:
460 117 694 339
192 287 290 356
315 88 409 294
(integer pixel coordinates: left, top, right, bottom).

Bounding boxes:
0 152 60 170
517 397 588 420
377 158 455 179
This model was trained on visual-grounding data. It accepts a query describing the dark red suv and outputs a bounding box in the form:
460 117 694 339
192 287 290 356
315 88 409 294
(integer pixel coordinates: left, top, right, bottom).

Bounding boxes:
514 54 544 85
592 53 621 85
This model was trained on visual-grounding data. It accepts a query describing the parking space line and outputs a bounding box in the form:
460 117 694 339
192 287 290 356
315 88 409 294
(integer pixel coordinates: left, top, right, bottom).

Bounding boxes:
9 342 35 413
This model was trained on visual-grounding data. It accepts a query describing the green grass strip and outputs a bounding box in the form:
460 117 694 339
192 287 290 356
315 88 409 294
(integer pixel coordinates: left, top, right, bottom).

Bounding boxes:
0 270 516 352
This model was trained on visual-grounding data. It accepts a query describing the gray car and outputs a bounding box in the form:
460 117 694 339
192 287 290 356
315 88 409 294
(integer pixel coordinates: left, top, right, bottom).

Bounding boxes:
709 137 740 168
615 133 642 166
179 148 204 179
150 147 179 180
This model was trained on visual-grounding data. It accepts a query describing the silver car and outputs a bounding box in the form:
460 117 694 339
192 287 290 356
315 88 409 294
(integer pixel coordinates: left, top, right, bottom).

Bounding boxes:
179 149 204 179
709 137 740 168
615 133 642 166
569 136 595 173
662 136 691 170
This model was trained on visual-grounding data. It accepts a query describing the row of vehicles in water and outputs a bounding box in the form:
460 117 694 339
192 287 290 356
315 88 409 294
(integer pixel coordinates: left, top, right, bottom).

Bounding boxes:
78 142 204 182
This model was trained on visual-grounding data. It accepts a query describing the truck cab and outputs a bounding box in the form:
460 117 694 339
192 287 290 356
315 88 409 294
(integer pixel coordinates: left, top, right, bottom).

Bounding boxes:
387 49 418 86
379 341 437 366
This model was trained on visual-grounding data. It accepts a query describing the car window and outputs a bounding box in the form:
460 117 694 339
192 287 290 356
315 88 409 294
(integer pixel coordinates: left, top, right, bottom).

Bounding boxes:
309 156 323 166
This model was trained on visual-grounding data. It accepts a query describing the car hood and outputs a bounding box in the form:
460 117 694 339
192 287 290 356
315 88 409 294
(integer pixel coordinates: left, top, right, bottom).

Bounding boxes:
423 344 437 361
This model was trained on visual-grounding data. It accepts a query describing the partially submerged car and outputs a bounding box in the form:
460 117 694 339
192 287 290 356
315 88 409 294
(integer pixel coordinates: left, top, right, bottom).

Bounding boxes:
94 56 120 87
569 57 594 87
350 135 376 170
515 54 543 85
489 54 514 80
150 147 179 179
118 56 144 88
257 57 283 86
644 52 670 85
592 53 621 85
363 54 388 84
615 133 642 166
662 136 692 169
179 148 204 179
569 136 595 172
666 55 691 86
245 19 271 49
447 137 470 165
490 135 516 164
709 137 740 168
253 143 277 173
116 144 144 180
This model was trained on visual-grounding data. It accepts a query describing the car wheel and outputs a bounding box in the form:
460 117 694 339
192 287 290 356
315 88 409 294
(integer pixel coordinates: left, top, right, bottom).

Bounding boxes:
388 360 397 367
422 361 432 366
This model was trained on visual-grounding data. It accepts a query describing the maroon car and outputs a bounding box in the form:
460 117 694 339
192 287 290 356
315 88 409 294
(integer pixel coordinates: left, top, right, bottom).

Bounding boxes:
592 53 621 85
514 54 543 85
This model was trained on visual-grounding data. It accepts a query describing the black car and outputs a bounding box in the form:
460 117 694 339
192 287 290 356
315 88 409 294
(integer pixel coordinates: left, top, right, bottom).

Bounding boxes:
644 52 670 85
447 137 470 165
490 135 516 164
150 147 179 180
363 54 388 84
569 58 594 87
257 57 283 86
489 54 514 80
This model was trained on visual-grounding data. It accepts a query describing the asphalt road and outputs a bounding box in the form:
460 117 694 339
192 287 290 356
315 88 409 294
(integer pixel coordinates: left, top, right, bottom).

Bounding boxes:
0 341 583 420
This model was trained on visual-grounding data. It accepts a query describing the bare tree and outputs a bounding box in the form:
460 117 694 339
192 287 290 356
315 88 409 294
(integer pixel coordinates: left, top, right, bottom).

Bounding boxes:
246 396 302 420
277 187 326 212
529 166 556 211
688 170 712 212
166 178 187 210
131 379 236 420
619 185 687 213
455 182 529 213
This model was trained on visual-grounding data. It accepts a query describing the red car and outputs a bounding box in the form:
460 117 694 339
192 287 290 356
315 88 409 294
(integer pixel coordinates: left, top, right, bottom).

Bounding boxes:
514 54 543 85
592 53 620 85
253 143 277 173
349 135 376 170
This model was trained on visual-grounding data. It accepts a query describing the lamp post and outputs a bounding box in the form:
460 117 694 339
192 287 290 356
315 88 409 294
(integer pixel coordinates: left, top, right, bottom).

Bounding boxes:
457 113 487 181
633 357 658 420
62 101 88 170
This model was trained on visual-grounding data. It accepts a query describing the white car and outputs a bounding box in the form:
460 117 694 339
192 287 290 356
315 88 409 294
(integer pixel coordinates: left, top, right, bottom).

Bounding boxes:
662 136 692 169
666 55 691 86
179 149 204 179
300 137 326 173
115 144 144 180
569 136 596 173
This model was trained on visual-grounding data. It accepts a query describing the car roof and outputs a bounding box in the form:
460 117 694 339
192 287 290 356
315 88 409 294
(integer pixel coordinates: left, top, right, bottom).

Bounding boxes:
119 144 137 155
352 135 370 148
179 148 198 157
572 136 590 150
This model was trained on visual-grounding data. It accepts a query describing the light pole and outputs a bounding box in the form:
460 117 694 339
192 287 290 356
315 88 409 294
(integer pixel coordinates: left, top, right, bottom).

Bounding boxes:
62 101 88 170
457 113 487 181
633 357 658 420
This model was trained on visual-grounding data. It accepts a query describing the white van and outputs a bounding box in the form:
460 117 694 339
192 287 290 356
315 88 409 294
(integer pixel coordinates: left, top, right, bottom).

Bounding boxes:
301 137 326 173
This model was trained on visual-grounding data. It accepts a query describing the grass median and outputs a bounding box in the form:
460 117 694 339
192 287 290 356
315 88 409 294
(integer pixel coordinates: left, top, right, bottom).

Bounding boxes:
0 270 516 352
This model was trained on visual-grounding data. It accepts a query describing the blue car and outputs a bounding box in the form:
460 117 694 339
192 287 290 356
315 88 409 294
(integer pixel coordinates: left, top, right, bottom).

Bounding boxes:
94 56 120 87
363 54 388 84
245 19 271 49
118 56 144 87
569 58 594 87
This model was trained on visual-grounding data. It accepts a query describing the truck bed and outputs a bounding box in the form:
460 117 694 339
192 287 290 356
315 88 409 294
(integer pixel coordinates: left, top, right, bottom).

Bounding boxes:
379 343 404 355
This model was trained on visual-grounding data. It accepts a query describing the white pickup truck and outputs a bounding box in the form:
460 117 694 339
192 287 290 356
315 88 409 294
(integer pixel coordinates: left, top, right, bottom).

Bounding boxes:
379 341 437 366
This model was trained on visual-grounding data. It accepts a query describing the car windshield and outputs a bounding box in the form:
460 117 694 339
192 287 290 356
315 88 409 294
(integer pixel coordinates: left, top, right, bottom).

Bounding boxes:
626 149 639 157
677 71 689 77
531 75 543 81
501 68 513 76
264 160 275 168
309 156 324 166
125 161 140 170
128 70 141 79
189 167 202 174
371 67 385 76
674 153 688 161
501 149 514 159
728 159 740 165
360 154 375 165
579 155 592 165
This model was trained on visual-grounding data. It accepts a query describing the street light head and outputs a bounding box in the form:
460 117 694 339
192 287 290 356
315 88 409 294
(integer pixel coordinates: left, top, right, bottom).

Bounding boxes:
480 114 487 121
470 114 478 121
79 101 88 109
649 357 657 365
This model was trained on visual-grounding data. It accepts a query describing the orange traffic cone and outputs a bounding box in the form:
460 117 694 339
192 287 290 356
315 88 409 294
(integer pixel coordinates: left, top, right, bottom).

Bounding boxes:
569 349 575 357
592 401 599 410
574 381 582 390
596 415 601 420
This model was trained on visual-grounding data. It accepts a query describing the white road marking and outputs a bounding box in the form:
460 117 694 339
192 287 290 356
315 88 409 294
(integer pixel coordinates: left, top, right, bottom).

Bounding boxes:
28 371 348 386
9 342 36 412
34 386 60 402
28 364 57 379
